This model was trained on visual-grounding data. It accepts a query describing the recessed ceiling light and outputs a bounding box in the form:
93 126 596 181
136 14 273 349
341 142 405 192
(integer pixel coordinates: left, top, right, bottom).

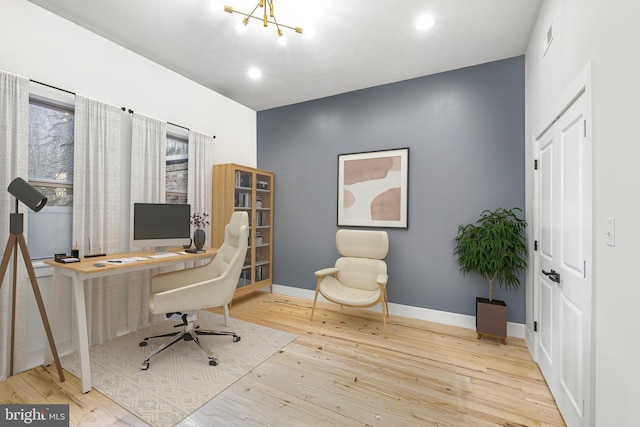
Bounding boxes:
416 14 435 31
304 27 316 39
248 68 262 79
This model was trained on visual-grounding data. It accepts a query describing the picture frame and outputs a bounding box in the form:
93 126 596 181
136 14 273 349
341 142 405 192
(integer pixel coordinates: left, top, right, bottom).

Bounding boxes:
337 148 409 228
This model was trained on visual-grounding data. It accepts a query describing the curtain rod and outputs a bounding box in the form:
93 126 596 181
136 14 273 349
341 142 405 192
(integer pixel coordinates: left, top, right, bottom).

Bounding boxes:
30 79 75 95
29 78 216 139
168 121 189 131
124 108 216 139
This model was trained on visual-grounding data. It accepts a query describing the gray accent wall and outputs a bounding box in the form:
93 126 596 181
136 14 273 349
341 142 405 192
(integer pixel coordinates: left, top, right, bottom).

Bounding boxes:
257 56 525 323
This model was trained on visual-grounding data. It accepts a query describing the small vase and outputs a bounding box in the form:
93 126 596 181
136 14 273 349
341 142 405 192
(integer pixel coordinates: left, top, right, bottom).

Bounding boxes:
193 229 206 250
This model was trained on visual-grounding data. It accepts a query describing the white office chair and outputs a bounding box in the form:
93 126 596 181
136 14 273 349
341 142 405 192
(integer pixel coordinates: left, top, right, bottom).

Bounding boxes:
311 229 390 336
139 211 249 370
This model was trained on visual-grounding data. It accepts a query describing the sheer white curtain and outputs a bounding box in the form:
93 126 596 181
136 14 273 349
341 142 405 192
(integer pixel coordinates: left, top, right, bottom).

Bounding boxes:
0 71 29 378
188 131 214 247
72 95 122 346
128 113 166 331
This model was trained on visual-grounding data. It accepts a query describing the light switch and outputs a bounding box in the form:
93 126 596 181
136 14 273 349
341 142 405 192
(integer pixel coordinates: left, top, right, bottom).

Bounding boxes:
605 217 615 247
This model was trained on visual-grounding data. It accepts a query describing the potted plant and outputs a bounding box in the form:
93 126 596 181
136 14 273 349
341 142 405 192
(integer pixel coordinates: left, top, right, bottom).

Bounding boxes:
452 207 527 344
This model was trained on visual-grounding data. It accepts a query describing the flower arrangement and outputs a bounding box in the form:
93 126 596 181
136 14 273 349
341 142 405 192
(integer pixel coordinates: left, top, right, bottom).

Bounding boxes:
190 212 210 229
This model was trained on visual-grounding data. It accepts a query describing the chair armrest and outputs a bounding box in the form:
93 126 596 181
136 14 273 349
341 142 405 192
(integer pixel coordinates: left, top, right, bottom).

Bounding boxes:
152 262 211 293
150 275 230 314
314 267 338 278
377 273 388 287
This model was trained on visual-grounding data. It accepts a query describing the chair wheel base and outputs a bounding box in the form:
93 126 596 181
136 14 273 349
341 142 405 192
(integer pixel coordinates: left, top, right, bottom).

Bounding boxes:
139 326 240 369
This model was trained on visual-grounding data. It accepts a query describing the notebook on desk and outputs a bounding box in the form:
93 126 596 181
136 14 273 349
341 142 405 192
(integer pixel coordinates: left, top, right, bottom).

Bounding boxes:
106 257 138 264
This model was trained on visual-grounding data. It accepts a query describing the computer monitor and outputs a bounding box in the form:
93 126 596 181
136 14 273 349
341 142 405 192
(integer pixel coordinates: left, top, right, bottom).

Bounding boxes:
132 203 191 253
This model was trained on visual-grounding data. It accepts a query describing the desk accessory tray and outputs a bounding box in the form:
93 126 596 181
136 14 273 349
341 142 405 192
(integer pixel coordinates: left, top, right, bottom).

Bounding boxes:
54 256 80 263
185 248 206 254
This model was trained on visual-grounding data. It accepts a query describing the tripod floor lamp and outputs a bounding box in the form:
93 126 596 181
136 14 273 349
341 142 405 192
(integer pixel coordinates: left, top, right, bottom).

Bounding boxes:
0 177 64 381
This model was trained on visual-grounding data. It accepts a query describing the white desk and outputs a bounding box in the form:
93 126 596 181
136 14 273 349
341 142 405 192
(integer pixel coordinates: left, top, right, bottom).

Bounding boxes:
44 247 217 393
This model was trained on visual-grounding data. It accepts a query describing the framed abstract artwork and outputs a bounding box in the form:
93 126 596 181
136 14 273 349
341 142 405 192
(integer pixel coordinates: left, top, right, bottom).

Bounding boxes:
337 148 409 228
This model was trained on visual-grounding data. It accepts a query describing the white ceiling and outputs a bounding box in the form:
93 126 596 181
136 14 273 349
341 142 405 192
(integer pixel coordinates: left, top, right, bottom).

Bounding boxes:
27 0 542 111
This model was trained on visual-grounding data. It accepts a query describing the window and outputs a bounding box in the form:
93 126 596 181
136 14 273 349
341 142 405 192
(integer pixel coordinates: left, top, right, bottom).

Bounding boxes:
166 134 188 204
27 100 74 259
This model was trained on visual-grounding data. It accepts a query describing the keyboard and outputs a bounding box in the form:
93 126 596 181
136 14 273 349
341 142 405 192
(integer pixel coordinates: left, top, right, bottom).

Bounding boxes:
149 252 179 259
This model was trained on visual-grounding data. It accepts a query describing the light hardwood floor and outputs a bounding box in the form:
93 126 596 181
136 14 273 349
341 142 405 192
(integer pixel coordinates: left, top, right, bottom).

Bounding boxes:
1 292 565 426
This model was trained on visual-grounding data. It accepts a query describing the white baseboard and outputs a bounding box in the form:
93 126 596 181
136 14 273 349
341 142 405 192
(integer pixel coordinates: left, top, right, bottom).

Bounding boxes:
24 339 73 374
272 284 525 339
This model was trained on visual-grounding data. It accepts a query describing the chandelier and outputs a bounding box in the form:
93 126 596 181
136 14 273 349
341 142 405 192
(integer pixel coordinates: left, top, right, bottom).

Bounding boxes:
224 1 303 40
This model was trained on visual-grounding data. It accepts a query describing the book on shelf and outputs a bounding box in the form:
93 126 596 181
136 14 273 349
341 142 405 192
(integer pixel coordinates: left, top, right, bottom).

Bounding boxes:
255 265 268 281
238 269 251 287
256 211 268 226
235 191 251 208
235 171 252 188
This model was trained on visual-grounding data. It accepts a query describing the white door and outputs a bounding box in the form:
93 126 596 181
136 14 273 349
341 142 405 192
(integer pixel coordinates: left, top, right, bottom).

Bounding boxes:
536 91 592 427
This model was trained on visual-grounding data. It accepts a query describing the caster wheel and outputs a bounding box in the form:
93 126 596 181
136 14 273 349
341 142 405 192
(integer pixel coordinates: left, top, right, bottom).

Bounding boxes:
209 359 218 366
233 335 241 342
141 361 150 371
139 341 148 347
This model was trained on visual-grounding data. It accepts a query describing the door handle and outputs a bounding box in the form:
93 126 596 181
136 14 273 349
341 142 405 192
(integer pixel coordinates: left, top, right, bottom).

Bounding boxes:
542 269 561 283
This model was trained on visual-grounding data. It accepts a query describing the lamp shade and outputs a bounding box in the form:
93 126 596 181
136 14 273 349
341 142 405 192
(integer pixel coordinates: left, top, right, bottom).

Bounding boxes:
7 177 47 212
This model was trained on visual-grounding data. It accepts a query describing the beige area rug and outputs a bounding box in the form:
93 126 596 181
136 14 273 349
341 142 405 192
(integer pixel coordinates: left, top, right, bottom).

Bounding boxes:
61 311 296 426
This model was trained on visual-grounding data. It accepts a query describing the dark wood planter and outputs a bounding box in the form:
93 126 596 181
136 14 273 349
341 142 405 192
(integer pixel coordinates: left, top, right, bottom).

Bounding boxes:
476 297 507 344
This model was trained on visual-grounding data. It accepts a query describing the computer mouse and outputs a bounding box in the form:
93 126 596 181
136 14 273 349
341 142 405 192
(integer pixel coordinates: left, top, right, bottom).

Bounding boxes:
94 263 106 267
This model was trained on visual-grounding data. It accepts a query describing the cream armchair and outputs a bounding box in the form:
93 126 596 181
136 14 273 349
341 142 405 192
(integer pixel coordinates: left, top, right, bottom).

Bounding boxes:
311 229 390 336
139 211 249 370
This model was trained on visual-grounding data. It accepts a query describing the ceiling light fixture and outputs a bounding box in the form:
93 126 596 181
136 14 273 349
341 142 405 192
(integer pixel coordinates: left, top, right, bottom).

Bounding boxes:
416 14 435 31
248 68 262 79
224 1 303 40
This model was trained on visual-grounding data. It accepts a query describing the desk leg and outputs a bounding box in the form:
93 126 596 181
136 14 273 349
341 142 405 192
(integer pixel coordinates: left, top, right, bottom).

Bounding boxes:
44 268 63 366
72 273 92 393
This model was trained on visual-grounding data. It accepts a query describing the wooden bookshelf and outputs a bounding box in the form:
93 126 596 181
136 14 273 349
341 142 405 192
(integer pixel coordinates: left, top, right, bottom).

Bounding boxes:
212 163 273 299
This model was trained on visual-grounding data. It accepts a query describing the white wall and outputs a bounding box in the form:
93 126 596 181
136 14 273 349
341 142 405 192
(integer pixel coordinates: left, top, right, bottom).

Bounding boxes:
0 0 257 368
525 1 640 425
